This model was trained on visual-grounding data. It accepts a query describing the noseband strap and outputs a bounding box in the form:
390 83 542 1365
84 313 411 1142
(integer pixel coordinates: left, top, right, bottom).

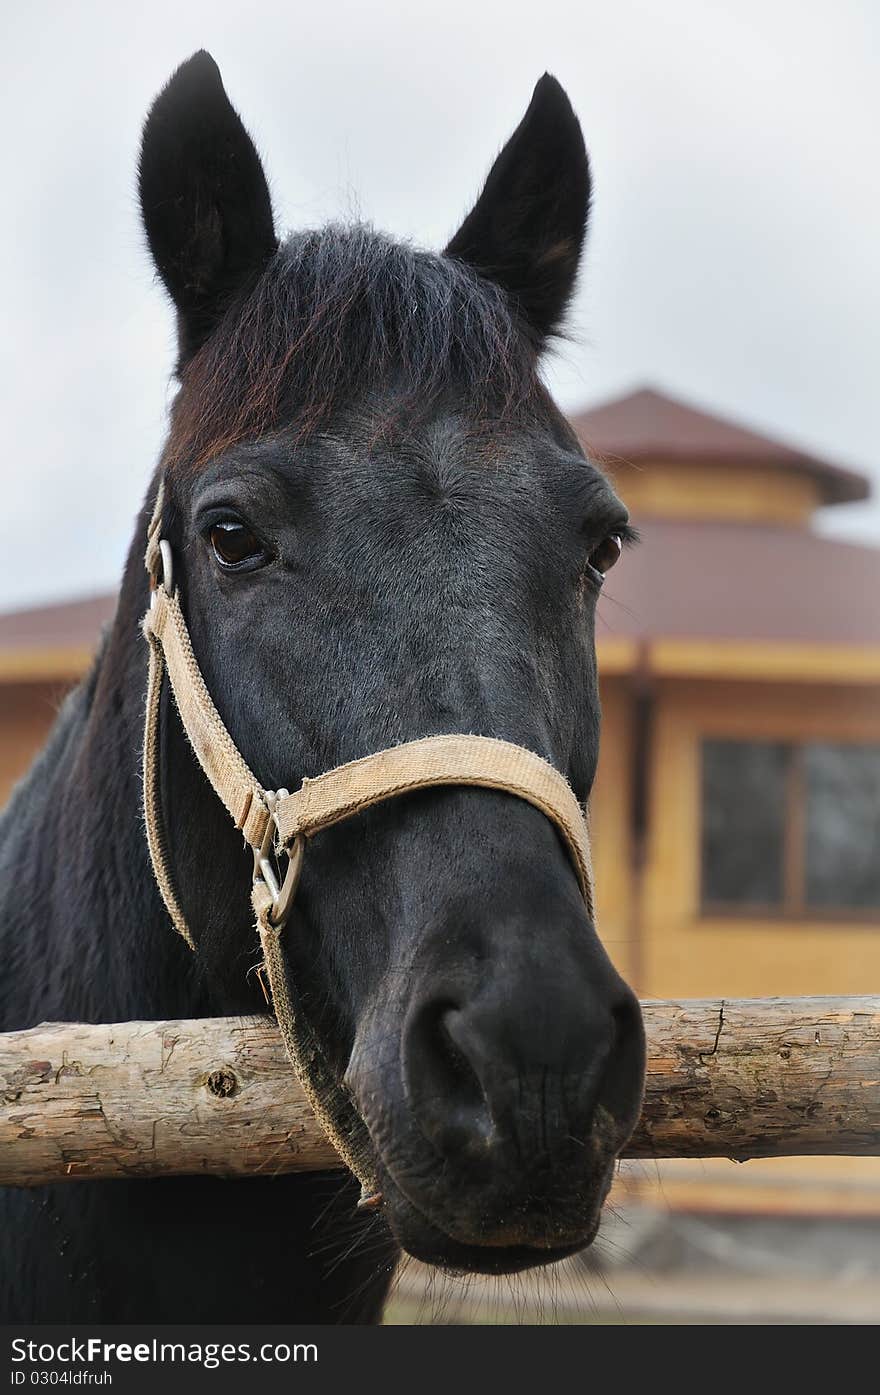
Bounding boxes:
140 483 596 1197
273 734 594 911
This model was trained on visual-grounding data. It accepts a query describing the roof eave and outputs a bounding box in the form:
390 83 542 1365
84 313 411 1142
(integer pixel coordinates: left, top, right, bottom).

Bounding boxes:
597 637 880 684
585 448 871 507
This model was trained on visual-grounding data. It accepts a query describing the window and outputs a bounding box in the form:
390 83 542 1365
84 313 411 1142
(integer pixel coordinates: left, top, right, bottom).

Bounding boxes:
700 739 880 916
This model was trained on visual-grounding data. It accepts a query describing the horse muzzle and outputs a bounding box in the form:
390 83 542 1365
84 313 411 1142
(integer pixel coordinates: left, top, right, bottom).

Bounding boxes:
344 868 646 1273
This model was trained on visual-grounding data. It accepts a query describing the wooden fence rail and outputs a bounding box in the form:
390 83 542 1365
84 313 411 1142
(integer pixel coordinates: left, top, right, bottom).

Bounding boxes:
1 998 878 1186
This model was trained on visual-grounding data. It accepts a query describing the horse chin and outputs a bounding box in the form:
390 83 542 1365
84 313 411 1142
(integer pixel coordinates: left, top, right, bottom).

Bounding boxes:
376 1168 603 1277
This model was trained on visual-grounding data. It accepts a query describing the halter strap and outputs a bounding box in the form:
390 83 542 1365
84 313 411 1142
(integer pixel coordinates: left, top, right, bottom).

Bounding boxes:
140 481 596 1197
273 734 593 914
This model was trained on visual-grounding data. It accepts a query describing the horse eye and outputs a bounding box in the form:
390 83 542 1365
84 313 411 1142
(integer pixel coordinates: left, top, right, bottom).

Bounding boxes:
588 533 623 577
209 520 266 569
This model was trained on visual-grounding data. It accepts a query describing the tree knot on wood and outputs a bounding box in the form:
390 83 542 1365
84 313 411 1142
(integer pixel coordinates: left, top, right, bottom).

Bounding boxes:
204 1066 239 1099
3 1059 53 1103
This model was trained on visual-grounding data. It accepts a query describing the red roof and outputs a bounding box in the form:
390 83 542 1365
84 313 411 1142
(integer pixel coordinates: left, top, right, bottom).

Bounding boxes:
0 592 116 654
0 391 877 665
2 524 877 663
570 387 870 506
599 518 880 646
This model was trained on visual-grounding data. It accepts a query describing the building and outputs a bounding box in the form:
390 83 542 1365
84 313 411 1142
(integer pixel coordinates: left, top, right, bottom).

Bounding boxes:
575 387 880 1001
0 593 116 806
572 386 880 1222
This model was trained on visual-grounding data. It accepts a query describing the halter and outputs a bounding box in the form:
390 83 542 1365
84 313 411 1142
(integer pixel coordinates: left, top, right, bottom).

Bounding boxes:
141 481 596 1201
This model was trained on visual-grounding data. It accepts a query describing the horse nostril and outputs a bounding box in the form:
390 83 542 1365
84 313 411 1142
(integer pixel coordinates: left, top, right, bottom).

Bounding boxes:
404 1000 494 1161
402 979 646 1173
596 989 646 1136
435 1008 486 1112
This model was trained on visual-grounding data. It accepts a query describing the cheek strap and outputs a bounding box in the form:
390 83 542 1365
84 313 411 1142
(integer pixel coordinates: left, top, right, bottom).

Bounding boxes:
141 482 595 1199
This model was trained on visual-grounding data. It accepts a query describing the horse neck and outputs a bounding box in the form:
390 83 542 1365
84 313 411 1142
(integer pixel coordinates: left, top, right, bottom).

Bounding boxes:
0 504 205 1030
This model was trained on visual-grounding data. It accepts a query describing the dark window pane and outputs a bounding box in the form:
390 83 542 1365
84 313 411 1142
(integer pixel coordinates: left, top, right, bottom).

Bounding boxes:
805 744 880 909
701 740 788 907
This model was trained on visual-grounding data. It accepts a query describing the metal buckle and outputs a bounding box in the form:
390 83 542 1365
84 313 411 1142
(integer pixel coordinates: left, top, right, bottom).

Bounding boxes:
253 790 305 928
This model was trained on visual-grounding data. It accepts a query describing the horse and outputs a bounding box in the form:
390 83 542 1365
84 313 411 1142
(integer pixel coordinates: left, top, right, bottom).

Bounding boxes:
0 50 646 1324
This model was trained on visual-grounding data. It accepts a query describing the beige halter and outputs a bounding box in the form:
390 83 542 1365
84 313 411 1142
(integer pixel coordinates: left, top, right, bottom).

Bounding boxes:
141 481 596 1199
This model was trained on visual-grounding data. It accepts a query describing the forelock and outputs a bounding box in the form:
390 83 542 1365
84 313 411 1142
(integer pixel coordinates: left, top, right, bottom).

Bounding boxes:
164 224 540 471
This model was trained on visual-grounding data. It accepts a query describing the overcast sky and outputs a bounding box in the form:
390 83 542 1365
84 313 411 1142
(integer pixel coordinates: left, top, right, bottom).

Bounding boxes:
2 0 878 610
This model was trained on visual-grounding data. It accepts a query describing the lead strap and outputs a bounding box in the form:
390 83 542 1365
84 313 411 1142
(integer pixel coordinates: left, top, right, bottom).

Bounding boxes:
143 626 196 951
253 885 379 1192
141 588 381 1195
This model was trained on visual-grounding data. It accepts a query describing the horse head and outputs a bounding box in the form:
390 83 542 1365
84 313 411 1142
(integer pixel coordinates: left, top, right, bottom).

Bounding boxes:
138 51 646 1275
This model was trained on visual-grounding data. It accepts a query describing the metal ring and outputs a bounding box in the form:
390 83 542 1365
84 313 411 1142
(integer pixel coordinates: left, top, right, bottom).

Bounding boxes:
268 834 305 927
252 791 305 929
158 539 175 596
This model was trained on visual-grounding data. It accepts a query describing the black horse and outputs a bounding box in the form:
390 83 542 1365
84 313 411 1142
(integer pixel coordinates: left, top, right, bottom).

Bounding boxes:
0 52 645 1323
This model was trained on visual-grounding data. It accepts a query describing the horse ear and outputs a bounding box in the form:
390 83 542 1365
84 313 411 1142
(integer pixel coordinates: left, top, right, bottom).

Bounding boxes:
445 75 590 345
138 51 277 368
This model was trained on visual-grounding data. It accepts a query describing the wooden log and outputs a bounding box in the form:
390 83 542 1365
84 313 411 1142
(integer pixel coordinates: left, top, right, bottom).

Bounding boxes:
629 998 880 1160
0 998 877 1186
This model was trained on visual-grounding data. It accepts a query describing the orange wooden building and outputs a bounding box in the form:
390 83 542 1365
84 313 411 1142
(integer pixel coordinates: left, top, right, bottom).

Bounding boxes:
575 388 880 1002
573 387 880 1217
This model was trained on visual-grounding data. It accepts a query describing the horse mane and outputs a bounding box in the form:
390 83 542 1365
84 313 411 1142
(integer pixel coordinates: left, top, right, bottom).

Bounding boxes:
165 223 541 471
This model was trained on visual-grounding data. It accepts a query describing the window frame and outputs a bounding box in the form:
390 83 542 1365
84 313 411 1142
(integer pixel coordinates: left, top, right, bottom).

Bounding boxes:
699 736 880 923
